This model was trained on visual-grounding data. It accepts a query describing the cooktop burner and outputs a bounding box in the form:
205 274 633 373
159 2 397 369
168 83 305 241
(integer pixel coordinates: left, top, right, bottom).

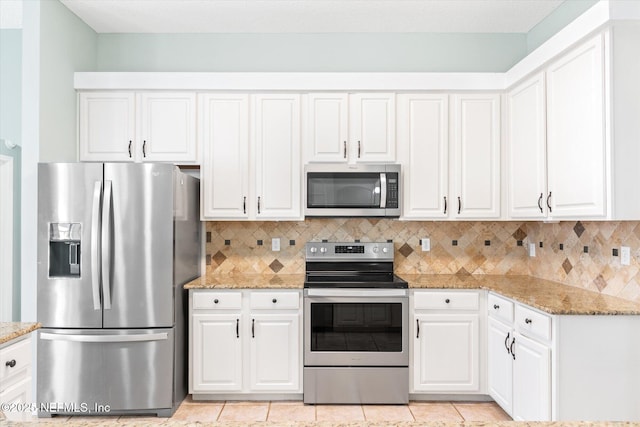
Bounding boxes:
304 242 408 289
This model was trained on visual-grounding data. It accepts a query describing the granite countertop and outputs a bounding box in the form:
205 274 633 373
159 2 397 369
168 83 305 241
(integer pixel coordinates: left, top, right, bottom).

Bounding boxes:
0 322 41 346
185 273 640 315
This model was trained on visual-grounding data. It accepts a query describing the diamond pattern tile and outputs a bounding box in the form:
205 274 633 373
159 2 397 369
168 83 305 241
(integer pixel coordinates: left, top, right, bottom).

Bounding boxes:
204 219 640 303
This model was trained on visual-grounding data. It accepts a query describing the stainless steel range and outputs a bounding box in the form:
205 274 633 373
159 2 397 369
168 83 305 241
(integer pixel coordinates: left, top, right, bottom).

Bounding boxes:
303 241 409 404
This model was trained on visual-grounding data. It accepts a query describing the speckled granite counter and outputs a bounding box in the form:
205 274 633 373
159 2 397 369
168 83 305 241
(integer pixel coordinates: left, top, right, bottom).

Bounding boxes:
184 274 305 290
0 322 40 346
185 274 640 315
403 274 640 315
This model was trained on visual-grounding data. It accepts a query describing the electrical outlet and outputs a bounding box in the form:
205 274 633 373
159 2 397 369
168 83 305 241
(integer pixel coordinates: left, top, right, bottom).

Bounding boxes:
529 243 536 257
621 246 631 265
272 238 281 252
421 238 430 252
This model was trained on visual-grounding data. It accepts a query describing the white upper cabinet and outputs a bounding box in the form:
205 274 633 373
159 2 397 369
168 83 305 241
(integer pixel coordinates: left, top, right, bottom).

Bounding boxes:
200 94 302 221
79 91 197 163
138 92 197 162
306 93 395 163
253 94 302 220
506 73 548 219
546 34 606 218
79 92 136 162
451 94 501 219
398 94 449 219
200 94 250 219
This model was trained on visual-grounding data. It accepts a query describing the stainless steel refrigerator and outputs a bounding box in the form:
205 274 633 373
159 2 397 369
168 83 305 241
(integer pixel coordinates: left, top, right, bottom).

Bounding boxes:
36 163 200 417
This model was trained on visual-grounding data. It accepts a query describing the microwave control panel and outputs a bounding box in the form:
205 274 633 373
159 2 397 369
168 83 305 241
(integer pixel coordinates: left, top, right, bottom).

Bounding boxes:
387 174 399 208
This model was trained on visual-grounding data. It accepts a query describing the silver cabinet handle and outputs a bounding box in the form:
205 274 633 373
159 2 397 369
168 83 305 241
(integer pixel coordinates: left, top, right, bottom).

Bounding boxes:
458 196 462 215
443 196 447 214
547 192 552 213
504 332 511 354
128 141 132 158
358 141 361 158
243 196 246 214
142 140 147 158
538 193 543 213
257 196 261 214
102 180 113 310
91 181 102 310
343 141 347 159
416 319 420 339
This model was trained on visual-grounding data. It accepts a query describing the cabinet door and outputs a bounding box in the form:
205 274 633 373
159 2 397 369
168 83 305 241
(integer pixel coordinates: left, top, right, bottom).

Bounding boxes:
307 93 349 163
79 92 135 162
200 94 250 219
249 313 300 392
191 314 243 392
488 317 514 415
413 314 479 392
139 92 197 163
398 94 449 219
350 93 396 163
507 73 548 219
512 333 551 421
0 377 32 421
546 34 605 218
451 94 501 218
253 94 302 220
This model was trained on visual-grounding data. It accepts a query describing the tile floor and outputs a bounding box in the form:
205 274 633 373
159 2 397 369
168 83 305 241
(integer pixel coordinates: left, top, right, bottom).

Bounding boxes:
16 399 511 424
165 399 511 423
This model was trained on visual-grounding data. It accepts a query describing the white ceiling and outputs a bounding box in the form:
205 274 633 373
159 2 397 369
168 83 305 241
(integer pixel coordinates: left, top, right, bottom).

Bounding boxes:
58 0 565 34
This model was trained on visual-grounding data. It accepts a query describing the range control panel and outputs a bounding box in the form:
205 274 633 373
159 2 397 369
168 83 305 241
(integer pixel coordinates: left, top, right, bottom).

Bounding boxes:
305 241 394 261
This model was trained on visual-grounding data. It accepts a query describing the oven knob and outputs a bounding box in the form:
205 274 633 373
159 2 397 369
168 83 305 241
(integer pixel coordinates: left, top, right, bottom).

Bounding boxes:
372 247 379 253
310 247 318 253
320 247 327 253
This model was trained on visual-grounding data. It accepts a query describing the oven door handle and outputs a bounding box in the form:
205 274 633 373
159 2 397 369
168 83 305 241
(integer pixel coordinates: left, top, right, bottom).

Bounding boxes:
305 289 407 297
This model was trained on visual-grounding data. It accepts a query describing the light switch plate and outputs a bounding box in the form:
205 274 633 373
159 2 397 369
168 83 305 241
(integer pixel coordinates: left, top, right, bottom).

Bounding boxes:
421 238 430 252
272 238 281 252
621 246 630 265
529 243 536 257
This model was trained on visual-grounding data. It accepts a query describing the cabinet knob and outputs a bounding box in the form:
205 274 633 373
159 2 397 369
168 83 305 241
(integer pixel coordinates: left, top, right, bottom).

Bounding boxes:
445 298 451 304
525 318 532 324
272 298 277 304
493 304 500 310
214 299 219 304
5 359 16 368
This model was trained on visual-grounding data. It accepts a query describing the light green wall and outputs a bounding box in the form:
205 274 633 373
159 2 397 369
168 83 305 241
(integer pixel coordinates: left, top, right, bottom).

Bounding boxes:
39 0 97 162
96 33 527 72
527 0 598 53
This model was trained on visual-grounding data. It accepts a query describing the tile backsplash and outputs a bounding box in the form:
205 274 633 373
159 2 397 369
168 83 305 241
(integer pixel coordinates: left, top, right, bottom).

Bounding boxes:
205 219 640 303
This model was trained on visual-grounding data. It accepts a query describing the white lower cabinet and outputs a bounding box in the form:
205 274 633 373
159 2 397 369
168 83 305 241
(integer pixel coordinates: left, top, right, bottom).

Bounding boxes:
190 290 302 397
411 290 483 393
0 335 33 421
487 293 551 421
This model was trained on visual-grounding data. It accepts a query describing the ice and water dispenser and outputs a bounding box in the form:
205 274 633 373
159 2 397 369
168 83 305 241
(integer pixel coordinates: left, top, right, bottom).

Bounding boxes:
49 223 81 277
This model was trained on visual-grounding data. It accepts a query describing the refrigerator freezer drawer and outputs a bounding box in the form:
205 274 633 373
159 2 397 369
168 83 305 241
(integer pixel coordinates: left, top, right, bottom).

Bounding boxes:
37 328 175 417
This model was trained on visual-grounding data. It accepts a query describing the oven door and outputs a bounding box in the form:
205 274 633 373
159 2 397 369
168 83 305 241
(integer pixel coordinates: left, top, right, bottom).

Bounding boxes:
304 289 408 367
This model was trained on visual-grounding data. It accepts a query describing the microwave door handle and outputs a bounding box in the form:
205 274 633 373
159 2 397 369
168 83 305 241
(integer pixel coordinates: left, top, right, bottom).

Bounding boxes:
380 173 387 208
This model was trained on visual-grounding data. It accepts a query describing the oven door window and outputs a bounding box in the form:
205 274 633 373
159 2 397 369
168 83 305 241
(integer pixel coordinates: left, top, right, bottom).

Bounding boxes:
310 302 402 352
307 173 381 208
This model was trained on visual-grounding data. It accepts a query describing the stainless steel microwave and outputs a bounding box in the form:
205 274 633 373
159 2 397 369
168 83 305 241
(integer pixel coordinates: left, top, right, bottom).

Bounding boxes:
304 164 401 217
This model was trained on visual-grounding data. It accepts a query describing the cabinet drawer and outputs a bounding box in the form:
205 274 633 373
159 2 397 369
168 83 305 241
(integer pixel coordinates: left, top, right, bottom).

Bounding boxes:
488 293 514 323
414 291 479 310
192 291 242 310
515 304 551 342
250 291 300 310
0 337 31 390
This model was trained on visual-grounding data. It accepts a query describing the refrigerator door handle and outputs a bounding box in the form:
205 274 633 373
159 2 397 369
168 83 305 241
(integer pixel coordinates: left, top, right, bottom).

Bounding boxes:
40 332 169 343
91 181 102 310
102 180 113 310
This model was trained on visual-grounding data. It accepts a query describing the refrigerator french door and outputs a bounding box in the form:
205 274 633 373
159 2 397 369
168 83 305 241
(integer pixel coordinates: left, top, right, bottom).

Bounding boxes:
37 163 199 417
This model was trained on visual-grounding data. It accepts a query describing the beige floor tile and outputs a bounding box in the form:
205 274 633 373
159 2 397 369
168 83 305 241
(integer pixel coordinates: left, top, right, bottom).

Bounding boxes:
315 405 365 422
454 402 511 421
117 415 169 424
268 402 316 422
170 402 224 422
362 405 414 422
217 402 269 422
409 402 464 422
